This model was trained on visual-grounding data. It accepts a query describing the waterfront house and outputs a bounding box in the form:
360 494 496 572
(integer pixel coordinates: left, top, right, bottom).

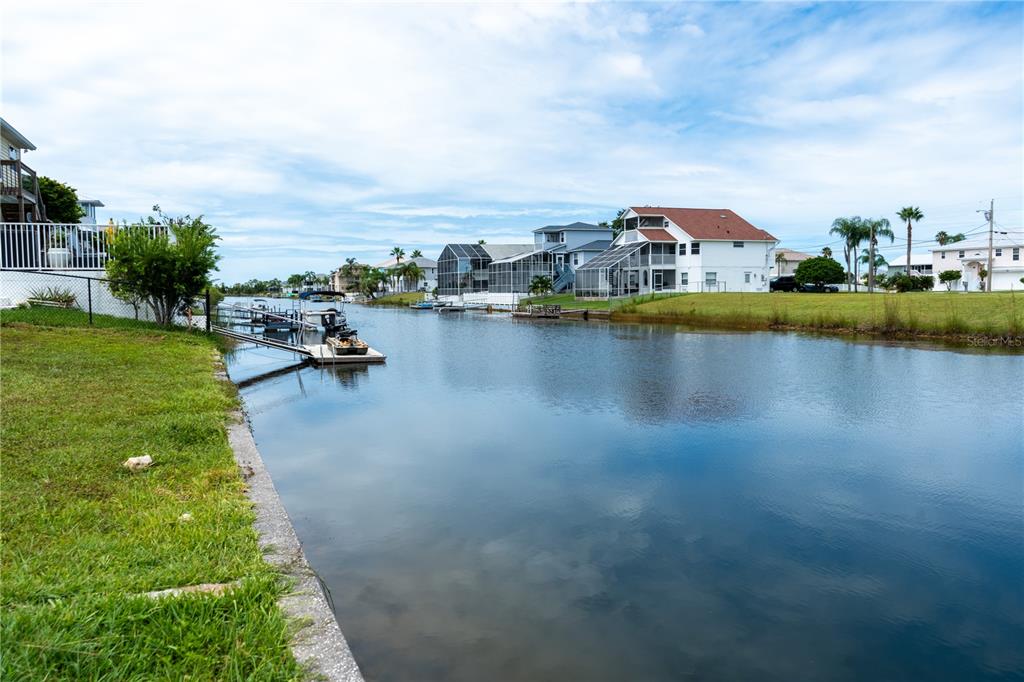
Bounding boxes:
532 222 613 292
1 118 44 223
772 248 813 277
930 232 1023 291
331 263 368 293
575 207 778 298
374 256 438 293
78 197 105 225
885 253 933 278
436 243 533 296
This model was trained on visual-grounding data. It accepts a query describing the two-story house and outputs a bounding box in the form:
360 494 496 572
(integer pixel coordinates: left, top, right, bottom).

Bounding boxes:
1 118 45 223
576 207 778 298
530 221 613 292
930 232 1023 291
77 198 105 225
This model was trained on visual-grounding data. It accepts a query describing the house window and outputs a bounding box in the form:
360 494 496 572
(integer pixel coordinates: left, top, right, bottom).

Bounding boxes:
744 272 751 283
663 220 669 228
573 253 579 266
941 251 945 259
7 145 17 160
733 241 744 248
1014 248 1020 261
691 242 700 255
681 273 688 286
995 248 1002 257
643 270 649 286
705 272 717 288
559 232 566 243
678 243 686 256
958 250 964 258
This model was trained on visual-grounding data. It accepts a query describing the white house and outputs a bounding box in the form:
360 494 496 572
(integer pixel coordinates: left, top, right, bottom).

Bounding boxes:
575 207 778 297
885 253 933 277
930 232 1023 291
375 256 438 293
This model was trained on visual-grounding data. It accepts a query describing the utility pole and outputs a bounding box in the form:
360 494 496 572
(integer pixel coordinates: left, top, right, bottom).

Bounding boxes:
868 220 876 293
985 199 994 292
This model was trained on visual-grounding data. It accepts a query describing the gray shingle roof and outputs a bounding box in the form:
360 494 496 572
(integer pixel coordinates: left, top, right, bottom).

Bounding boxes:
532 221 606 234
568 239 612 252
481 243 535 260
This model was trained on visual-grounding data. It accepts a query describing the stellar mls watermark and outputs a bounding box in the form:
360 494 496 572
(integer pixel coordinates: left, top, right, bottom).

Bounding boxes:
966 335 1023 347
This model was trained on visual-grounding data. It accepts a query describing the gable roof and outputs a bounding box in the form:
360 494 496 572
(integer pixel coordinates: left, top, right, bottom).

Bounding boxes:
639 228 677 242
930 231 1023 252
775 248 813 261
631 207 776 241
568 239 612 252
532 221 605 234
0 118 36 151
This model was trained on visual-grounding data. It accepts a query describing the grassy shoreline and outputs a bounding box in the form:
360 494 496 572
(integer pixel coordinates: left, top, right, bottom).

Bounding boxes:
0 311 300 679
524 292 1023 341
363 291 425 307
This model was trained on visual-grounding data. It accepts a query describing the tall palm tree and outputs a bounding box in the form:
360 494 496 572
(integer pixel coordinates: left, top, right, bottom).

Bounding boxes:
774 251 786 276
821 246 833 259
897 206 924 285
390 246 405 264
410 249 423 258
400 262 424 292
935 231 950 246
864 217 894 291
829 217 863 291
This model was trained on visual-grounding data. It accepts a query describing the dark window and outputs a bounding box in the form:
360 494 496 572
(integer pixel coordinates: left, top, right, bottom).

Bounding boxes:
958 251 964 258
691 242 700 254
995 248 1002 257
1014 248 1020 261
679 243 686 256
733 241 744 248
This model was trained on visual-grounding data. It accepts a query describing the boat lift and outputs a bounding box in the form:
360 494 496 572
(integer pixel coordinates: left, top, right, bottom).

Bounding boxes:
211 303 385 365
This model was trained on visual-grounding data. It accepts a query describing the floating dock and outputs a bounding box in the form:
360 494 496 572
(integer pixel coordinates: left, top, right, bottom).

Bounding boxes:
306 345 386 365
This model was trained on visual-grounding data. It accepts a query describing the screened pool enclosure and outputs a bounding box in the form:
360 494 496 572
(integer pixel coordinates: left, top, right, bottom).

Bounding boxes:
575 241 679 298
437 243 492 296
488 250 554 294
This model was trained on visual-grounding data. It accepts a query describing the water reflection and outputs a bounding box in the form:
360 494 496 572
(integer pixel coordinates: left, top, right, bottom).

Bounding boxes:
224 305 1024 682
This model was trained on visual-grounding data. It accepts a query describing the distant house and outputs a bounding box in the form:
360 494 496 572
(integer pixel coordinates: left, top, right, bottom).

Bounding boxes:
885 254 933 277
375 256 438 293
576 207 778 298
78 198 104 225
331 263 368 293
436 243 533 296
772 248 813 276
531 221 613 293
1 117 44 223
930 233 1023 291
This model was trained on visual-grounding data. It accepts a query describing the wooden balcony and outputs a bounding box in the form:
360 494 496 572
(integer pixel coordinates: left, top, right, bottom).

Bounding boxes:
1 159 44 222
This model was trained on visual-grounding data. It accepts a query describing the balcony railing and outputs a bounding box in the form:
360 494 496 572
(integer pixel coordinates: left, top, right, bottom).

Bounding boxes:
0 159 39 200
0 222 168 271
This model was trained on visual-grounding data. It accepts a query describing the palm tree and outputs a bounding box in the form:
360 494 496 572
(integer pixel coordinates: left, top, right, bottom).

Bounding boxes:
390 246 405 264
775 251 787 276
410 249 423 258
821 246 833 259
829 217 864 291
864 217 894 291
897 206 924 286
529 275 553 296
859 248 887 268
935 230 950 246
398 261 424 292
477 239 486 245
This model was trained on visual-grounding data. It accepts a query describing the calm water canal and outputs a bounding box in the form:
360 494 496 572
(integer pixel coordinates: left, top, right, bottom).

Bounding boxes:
224 302 1024 682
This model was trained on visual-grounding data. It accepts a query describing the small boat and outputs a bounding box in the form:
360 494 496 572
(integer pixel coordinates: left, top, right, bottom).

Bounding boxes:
409 301 434 310
326 336 369 355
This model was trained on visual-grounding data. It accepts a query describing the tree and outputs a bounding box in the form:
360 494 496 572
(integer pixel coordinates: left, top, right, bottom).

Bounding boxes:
978 267 988 291
859 248 887 270
38 176 85 223
398 261 424 291
477 239 486 245
390 247 405 265
775 251 786 276
529 275 553 296
938 269 962 291
410 249 423 258
821 247 833 259
105 211 220 326
863 217 894 291
829 217 864 291
897 206 924 287
286 273 304 288
794 256 845 288
359 268 386 298
935 231 966 246
599 209 627 238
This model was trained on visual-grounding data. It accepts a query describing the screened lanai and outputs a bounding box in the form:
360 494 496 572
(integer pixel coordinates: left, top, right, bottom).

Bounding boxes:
575 241 678 298
488 249 554 293
437 243 491 296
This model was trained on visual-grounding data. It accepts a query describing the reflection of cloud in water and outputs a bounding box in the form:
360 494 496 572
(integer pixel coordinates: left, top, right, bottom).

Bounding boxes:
228 307 1024 682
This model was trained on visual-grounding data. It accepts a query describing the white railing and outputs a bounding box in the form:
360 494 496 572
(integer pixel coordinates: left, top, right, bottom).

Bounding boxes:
0 222 168 271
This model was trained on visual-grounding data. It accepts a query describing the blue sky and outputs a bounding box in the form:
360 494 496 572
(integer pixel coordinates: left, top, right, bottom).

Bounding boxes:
3 2 1022 283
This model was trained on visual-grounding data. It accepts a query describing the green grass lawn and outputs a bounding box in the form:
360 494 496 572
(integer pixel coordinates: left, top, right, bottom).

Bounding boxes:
364 291 425 306
0 311 301 680
617 291 1023 337
519 292 682 310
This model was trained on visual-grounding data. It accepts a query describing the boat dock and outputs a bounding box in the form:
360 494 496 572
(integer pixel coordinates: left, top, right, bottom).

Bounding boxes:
212 325 386 366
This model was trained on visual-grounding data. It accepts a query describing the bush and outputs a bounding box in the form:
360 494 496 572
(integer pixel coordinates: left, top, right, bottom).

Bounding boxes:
888 274 935 292
794 257 846 286
938 269 962 291
28 287 77 308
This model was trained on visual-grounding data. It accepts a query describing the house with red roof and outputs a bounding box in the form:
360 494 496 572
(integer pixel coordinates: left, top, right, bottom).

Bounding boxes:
575 207 779 298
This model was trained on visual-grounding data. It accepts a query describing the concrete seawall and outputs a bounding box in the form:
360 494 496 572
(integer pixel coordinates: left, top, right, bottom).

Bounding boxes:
225 405 363 681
